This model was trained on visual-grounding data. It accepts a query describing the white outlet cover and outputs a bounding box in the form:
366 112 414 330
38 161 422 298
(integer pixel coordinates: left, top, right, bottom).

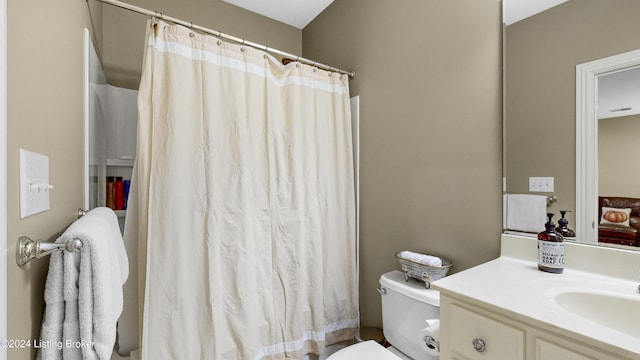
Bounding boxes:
19 149 51 219
529 176 554 192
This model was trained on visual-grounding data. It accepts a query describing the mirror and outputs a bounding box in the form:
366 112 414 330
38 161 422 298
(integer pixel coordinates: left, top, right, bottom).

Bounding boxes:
503 0 640 248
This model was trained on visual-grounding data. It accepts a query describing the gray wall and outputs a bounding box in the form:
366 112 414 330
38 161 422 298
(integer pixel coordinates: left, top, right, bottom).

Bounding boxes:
7 0 102 358
505 0 640 225
303 0 503 327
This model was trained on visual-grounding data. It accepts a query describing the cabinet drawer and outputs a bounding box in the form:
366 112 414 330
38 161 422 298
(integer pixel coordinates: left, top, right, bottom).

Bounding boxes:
535 338 595 360
533 336 622 360
450 304 525 360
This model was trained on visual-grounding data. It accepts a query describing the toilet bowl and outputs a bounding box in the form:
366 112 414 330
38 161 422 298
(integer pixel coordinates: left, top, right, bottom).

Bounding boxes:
327 270 440 359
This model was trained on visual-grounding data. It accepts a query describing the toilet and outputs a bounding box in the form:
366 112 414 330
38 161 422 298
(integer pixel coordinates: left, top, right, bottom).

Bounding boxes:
327 270 440 359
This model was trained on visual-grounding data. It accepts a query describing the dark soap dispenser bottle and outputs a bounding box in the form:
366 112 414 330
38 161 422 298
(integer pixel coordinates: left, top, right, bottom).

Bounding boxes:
556 210 576 239
537 213 564 274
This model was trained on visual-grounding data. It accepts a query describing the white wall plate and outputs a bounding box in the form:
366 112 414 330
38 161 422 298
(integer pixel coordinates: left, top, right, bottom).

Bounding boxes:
529 176 554 192
19 148 51 219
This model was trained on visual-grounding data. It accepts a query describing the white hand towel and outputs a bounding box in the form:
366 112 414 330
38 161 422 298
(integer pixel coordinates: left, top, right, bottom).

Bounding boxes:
398 251 443 267
505 194 547 233
38 207 129 360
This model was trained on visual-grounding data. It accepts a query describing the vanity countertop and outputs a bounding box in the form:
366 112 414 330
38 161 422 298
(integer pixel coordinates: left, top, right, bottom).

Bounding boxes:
431 234 640 358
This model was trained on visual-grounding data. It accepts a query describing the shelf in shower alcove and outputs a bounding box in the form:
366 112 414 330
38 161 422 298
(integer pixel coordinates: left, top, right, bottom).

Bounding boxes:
106 158 134 167
114 210 126 217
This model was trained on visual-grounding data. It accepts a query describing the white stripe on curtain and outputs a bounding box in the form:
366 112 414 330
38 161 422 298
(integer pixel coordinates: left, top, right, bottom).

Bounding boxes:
252 318 360 359
153 39 350 95
128 20 359 360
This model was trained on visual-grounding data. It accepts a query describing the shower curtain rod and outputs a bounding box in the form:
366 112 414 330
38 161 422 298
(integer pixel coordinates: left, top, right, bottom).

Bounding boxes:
91 0 355 78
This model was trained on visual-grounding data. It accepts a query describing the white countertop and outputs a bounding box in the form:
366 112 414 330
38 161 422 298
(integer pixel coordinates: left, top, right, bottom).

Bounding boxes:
431 234 640 358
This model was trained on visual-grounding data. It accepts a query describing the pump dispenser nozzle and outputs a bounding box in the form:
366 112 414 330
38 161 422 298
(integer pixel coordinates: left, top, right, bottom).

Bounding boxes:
546 213 555 227
557 210 576 238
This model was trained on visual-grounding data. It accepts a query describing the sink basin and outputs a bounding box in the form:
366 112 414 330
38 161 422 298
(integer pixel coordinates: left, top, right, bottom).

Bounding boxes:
551 289 640 338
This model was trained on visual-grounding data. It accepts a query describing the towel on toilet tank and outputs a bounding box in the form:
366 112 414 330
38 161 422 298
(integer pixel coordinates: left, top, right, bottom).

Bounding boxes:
397 251 443 267
38 207 129 360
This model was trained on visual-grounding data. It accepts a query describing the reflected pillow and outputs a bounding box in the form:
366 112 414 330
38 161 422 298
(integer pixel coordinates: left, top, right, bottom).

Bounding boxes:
600 207 632 227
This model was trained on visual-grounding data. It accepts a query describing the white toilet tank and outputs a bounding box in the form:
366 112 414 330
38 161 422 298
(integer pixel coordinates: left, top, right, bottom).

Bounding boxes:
379 270 440 360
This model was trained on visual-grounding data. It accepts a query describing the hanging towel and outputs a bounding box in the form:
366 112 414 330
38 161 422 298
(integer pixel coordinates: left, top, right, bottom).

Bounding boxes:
38 207 129 360
504 194 547 233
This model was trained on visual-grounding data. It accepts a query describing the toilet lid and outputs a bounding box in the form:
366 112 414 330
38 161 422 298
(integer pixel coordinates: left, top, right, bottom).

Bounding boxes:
326 341 402 360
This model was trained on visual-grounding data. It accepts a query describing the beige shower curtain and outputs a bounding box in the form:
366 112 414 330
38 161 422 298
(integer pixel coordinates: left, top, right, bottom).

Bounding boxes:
127 20 358 359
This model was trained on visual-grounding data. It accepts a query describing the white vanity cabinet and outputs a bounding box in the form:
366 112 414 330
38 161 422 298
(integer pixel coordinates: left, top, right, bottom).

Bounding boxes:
445 300 524 359
440 294 624 360
431 235 640 360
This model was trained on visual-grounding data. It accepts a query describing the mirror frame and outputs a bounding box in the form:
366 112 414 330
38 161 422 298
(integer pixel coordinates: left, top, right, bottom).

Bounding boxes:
575 48 640 245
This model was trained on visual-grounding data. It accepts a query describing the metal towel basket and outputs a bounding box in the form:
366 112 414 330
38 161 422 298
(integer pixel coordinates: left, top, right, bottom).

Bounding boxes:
395 251 453 289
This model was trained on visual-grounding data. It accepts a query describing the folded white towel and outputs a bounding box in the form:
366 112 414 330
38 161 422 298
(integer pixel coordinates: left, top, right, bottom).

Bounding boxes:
38 207 129 360
398 251 443 267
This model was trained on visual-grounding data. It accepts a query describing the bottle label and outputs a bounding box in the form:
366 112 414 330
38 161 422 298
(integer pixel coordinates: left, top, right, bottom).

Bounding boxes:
538 240 564 269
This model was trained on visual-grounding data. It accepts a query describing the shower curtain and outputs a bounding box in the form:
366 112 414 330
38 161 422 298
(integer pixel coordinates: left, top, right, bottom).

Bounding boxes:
127 20 358 359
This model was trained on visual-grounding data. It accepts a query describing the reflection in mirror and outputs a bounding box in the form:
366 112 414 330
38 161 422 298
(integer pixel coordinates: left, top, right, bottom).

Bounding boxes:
598 69 640 215
504 0 640 250
576 50 640 247
598 69 640 199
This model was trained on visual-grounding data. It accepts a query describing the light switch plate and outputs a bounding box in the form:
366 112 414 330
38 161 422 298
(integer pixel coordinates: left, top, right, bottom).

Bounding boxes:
529 176 554 192
19 149 51 219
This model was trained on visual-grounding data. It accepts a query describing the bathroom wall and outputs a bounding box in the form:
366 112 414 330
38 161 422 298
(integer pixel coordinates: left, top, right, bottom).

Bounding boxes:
505 0 640 222
7 1 503 355
7 0 102 359
101 0 303 89
303 0 503 328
